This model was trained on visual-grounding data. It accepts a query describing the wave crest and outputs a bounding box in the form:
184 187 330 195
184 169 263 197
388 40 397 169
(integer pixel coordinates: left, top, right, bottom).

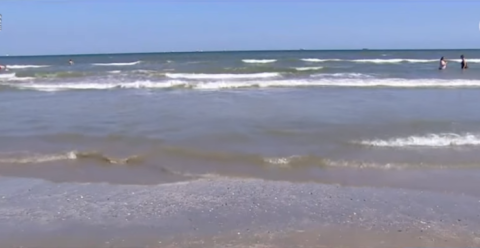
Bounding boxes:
0 151 143 165
0 148 326 169
242 59 277 64
300 58 480 63
0 73 35 82
92 61 141 66
8 77 480 92
165 72 280 80
301 58 341 62
357 133 480 147
6 65 50 69
294 66 324 71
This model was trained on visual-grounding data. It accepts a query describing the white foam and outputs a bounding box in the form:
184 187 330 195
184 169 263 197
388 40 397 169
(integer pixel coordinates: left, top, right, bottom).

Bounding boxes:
301 58 341 62
242 59 277 64
310 73 373 78
301 58 480 63
92 61 141 66
0 152 75 164
165 72 280 80
0 73 34 81
352 59 436 63
358 133 480 147
6 65 50 69
263 155 303 167
132 69 156 74
10 78 480 91
107 70 122 74
319 78 480 87
11 80 187 92
448 59 480 63
0 73 16 79
193 78 480 90
192 80 329 89
294 66 324 71
301 58 322 62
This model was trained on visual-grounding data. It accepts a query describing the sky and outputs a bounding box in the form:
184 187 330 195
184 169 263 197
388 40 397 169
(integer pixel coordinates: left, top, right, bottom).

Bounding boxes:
0 0 479 56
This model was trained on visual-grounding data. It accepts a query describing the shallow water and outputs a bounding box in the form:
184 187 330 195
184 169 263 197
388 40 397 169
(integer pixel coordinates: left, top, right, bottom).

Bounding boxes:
2 50 480 186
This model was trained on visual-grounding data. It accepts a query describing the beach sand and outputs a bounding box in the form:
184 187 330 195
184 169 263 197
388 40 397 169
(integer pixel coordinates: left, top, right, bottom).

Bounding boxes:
0 176 479 247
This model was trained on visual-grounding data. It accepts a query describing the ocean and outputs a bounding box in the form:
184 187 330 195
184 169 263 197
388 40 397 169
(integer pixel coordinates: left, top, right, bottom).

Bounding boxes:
2 50 480 183
2 50 480 247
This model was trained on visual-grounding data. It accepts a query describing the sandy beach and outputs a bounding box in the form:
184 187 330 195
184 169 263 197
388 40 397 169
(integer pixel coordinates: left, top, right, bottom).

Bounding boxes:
0 175 479 248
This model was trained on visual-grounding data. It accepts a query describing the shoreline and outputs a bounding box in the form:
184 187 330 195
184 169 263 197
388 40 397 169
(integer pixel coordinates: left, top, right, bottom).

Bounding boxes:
1 162 480 198
0 176 479 247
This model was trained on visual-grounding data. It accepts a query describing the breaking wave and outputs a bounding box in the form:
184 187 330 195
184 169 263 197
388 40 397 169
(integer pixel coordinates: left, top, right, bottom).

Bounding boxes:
165 72 280 80
357 133 480 147
294 66 324 71
92 61 141 66
1 146 477 172
301 58 341 62
6 65 50 69
0 148 326 169
7 77 480 91
0 151 142 165
242 59 277 64
0 73 35 82
352 59 436 63
301 58 480 63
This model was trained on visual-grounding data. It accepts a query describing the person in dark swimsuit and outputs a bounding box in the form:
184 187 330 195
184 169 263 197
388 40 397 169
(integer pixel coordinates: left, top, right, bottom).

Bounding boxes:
439 57 447 70
460 55 468 69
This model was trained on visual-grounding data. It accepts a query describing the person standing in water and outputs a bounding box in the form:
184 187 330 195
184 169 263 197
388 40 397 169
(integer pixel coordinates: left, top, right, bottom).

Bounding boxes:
460 55 468 69
68 59 74 65
439 57 447 70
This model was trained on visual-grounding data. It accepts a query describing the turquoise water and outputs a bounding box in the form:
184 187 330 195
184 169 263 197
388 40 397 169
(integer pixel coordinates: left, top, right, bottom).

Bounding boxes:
2 50 480 183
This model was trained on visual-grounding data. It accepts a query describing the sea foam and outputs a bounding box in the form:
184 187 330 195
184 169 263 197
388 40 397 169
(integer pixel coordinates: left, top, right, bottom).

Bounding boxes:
92 61 141 66
8 77 480 92
6 65 50 69
357 133 480 147
165 72 280 80
242 59 277 64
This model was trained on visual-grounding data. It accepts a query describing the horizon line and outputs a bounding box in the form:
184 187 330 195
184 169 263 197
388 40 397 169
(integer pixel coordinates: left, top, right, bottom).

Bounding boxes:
1 48 480 58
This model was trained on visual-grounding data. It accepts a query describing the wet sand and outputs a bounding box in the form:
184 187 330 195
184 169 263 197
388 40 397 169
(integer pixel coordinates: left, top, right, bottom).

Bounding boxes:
1 159 480 198
0 176 479 247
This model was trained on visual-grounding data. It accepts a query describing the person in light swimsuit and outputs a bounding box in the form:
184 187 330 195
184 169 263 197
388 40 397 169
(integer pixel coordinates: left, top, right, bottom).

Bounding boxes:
439 57 447 70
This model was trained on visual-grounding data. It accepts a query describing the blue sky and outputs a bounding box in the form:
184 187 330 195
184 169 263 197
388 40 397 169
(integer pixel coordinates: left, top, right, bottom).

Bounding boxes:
0 1 479 55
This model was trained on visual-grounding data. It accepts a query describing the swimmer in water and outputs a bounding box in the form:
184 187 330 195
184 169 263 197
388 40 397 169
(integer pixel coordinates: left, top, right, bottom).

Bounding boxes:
460 55 468 69
68 59 74 65
439 56 447 70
